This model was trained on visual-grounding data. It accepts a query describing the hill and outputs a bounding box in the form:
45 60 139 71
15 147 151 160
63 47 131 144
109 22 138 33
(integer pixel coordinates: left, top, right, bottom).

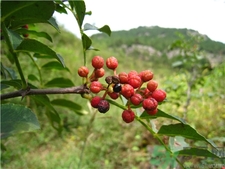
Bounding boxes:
91 26 225 66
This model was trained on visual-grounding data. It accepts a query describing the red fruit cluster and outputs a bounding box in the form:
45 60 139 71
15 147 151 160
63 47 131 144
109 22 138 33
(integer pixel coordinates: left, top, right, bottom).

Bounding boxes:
78 56 166 123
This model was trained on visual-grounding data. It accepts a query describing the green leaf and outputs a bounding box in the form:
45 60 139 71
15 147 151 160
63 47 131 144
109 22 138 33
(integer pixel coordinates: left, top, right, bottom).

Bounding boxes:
83 23 98 31
158 123 217 148
177 147 222 158
47 17 60 32
31 95 62 132
74 1 86 28
2 1 55 27
68 1 75 10
169 136 189 152
140 109 186 124
82 33 92 50
1 103 40 139
15 29 53 42
41 61 70 72
55 3 68 14
28 74 39 82
83 23 111 36
1 1 35 22
1 80 22 90
0 62 17 80
45 78 74 87
98 25 111 36
5 27 23 50
15 39 65 67
51 99 86 115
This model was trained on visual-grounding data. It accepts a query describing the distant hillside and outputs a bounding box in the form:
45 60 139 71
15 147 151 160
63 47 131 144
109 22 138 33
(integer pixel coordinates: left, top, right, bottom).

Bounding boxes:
90 26 225 67
91 26 225 56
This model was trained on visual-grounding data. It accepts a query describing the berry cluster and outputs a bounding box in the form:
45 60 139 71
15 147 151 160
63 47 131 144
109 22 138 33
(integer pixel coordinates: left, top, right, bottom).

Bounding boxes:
78 56 166 123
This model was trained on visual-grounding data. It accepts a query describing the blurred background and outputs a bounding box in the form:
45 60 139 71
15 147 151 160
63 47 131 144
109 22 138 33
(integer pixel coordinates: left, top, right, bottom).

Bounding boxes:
1 0 225 168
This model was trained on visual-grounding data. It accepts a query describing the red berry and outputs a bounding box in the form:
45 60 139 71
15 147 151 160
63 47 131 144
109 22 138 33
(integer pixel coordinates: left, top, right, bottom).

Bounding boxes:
121 84 134 99
92 56 104 69
106 56 118 70
94 68 105 78
98 100 110 113
128 70 138 78
142 98 158 111
78 66 89 77
122 110 135 123
130 93 143 105
22 24 29 29
142 88 151 98
139 70 153 82
118 72 128 84
128 74 142 88
151 89 166 102
146 108 158 115
147 80 158 92
108 92 119 100
90 81 103 93
91 96 102 108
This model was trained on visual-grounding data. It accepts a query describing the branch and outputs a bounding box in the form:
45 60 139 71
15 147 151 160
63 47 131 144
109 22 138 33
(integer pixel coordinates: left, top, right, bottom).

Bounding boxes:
0 85 90 100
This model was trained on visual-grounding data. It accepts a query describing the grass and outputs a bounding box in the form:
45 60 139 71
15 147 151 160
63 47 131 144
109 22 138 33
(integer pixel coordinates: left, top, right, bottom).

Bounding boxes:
1 23 225 169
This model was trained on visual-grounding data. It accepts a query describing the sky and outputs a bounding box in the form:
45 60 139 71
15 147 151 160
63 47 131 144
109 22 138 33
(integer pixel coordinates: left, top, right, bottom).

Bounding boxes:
54 0 225 43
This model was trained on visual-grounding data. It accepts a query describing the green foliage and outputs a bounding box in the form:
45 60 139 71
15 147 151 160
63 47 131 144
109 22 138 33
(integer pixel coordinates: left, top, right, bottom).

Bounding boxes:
1 103 40 138
1 1 224 169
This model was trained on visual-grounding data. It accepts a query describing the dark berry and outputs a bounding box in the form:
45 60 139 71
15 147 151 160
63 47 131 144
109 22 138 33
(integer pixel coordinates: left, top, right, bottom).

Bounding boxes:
113 83 122 93
98 100 110 113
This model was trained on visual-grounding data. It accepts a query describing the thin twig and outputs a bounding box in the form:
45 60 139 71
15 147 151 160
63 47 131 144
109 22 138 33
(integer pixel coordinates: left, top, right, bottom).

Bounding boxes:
0 85 90 100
